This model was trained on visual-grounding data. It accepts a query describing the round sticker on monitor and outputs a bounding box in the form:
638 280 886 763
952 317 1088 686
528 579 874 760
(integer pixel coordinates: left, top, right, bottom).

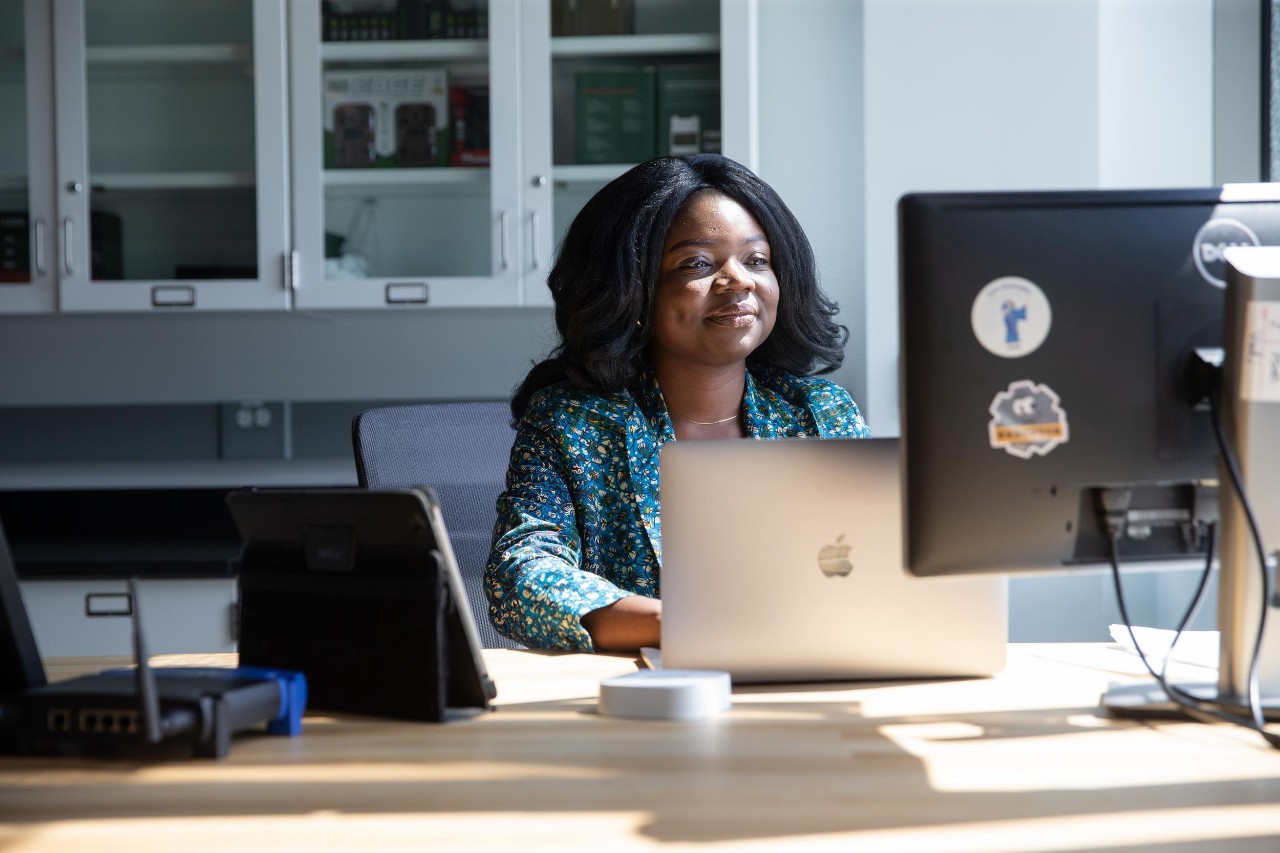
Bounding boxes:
971 277 1052 358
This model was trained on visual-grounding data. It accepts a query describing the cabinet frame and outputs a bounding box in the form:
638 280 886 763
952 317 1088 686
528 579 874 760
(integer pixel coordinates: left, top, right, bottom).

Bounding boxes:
0 0 57 313
288 0 525 310
51 0 292 313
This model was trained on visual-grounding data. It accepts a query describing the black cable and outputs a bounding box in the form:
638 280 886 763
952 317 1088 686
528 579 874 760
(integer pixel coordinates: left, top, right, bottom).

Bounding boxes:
1159 522 1215 682
1105 527 1274 736
1208 386 1276 735
1099 385 1280 747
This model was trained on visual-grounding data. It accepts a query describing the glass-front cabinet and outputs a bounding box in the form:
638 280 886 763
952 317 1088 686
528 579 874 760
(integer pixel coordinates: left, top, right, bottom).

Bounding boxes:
2 0 750 314
50 0 291 312
0 0 55 312
289 0 521 308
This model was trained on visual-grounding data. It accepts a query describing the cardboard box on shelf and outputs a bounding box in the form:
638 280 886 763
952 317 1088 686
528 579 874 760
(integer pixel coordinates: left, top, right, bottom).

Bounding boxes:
323 69 450 168
552 0 634 36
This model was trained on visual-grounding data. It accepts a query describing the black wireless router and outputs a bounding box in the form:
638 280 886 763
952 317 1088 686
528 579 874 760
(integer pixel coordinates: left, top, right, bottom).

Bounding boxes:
0 517 305 759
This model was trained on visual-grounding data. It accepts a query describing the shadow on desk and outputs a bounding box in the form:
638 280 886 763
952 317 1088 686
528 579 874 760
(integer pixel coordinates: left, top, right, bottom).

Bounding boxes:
1 647 1278 851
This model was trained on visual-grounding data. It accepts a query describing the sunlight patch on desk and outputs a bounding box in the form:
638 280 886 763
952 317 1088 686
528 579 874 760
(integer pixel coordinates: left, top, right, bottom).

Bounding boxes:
879 722 1280 792
146 761 612 785
0 761 612 788
852 677 1106 719
0 812 653 853
654 804 1280 853
726 681 1041 719
874 721 987 741
806 804 1280 853
4 805 1280 853
716 704 853 722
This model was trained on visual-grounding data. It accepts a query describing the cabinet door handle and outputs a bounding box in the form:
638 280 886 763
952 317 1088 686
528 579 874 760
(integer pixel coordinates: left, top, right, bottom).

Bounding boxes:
500 211 510 271
61 217 74 276
530 211 541 271
34 219 46 276
283 250 300 292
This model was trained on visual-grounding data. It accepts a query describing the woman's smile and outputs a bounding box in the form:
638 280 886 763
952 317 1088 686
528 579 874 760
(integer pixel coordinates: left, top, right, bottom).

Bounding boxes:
705 306 758 327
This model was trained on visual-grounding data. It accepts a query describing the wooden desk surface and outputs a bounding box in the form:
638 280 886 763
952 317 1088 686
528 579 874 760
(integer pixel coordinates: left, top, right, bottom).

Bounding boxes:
2 644 1278 852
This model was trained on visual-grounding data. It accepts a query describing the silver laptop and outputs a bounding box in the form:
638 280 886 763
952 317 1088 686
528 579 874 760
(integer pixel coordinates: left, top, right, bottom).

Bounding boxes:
659 437 1007 682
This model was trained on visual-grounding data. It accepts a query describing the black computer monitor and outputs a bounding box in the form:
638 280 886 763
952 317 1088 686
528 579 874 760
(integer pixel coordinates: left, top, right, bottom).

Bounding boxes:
898 185 1280 578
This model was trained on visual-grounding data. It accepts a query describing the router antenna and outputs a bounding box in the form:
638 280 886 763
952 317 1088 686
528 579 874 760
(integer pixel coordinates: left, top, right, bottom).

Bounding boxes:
128 578 163 744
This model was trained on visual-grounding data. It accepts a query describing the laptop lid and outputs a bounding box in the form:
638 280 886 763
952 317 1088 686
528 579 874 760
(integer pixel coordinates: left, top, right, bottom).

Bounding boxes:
659 437 1007 682
0 516 46 693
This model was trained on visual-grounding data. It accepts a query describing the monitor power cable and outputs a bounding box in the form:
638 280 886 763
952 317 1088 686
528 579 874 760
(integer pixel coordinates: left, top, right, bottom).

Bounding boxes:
1208 385 1279 742
1097 387 1280 749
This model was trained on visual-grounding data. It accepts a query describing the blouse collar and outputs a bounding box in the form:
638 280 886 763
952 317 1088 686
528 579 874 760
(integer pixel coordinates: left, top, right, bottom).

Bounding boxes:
633 368 775 446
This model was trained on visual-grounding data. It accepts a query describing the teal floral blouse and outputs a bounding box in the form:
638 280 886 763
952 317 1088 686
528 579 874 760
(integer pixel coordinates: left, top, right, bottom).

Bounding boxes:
484 366 870 650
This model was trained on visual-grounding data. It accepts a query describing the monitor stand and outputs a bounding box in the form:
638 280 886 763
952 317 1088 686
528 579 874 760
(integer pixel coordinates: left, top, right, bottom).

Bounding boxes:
1103 683 1280 723
1104 246 1280 728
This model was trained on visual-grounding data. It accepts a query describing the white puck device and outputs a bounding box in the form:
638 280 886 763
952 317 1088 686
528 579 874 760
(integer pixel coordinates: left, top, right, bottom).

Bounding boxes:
597 669 732 720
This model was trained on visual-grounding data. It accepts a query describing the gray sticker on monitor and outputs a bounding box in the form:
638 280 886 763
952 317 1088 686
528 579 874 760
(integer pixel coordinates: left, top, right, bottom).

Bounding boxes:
970 277 1052 358
988 380 1070 458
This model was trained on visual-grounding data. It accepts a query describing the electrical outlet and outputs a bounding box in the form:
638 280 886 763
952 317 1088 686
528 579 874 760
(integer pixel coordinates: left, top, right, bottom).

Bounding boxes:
218 401 287 460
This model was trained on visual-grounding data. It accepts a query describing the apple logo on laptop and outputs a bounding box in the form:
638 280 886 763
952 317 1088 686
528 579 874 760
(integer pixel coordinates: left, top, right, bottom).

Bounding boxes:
818 534 853 577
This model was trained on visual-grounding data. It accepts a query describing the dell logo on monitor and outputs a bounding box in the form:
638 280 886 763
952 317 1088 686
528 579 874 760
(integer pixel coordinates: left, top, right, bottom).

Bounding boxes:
1193 218 1261 288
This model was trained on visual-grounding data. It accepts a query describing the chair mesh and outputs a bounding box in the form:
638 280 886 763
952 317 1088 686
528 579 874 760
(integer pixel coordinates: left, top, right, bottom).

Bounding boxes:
352 402 521 649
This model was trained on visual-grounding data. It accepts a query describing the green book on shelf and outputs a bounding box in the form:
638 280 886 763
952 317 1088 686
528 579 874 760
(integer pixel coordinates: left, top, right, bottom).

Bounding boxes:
575 68 656 165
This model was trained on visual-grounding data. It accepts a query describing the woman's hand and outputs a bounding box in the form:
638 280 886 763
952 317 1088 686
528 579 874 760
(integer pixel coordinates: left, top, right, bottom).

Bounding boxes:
581 596 662 651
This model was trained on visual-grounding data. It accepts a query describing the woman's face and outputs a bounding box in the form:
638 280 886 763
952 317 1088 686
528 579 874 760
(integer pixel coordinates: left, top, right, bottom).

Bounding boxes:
652 190 779 371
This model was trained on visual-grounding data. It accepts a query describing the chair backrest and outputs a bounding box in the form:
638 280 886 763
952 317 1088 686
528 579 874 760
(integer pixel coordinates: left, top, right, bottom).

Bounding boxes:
352 401 521 649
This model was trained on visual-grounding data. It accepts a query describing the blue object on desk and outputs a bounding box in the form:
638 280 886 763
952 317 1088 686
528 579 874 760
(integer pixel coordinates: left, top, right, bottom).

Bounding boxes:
103 666 308 737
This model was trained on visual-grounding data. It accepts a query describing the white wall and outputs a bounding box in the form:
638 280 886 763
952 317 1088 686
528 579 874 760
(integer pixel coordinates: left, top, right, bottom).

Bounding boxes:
757 0 866 411
1216 0 1263 183
862 0 1215 436
1098 1 1214 187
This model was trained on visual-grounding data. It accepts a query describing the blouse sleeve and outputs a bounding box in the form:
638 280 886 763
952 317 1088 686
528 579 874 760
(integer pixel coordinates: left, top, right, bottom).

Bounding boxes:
484 412 631 650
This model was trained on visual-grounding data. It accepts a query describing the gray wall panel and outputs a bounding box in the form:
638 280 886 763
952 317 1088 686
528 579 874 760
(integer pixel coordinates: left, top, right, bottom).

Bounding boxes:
0 308 557 407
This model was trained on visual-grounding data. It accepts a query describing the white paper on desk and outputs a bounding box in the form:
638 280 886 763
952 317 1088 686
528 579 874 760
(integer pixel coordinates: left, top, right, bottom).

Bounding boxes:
1108 624 1219 670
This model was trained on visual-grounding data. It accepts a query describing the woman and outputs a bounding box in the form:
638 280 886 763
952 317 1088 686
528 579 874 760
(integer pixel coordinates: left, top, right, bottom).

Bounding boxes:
485 154 869 652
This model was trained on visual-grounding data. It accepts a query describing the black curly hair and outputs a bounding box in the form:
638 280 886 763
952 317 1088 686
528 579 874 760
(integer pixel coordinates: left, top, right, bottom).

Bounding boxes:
511 154 847 420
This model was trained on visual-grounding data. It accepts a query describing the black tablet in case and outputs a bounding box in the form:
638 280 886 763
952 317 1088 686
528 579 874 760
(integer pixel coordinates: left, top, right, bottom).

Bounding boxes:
226 487 496 722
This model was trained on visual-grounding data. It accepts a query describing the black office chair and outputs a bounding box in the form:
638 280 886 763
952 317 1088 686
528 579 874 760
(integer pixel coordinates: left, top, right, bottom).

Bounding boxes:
351 401 522 649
